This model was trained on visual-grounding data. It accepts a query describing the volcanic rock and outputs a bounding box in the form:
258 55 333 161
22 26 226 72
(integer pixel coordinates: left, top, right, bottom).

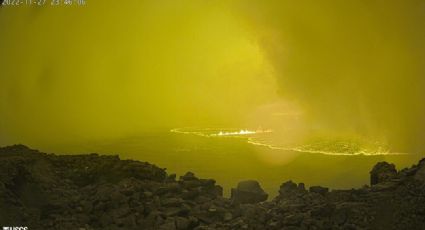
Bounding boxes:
230 180 268 204
2 144 425 229
309 186 329 195
370 161 397 185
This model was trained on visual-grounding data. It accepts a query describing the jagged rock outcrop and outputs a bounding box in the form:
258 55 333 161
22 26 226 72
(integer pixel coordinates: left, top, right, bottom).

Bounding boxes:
1 144 425 230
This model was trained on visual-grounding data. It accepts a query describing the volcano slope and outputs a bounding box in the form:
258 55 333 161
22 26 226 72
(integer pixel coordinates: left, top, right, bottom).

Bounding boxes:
1 145 425 230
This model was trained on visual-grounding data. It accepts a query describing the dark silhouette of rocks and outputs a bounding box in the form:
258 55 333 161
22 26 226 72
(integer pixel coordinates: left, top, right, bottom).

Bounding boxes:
370 162 397 185
308 186 329 196
1 144 425 229
230 180 268 204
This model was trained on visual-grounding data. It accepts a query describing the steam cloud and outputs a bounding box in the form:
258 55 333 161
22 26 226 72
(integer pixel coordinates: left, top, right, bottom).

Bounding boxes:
234 0 425 152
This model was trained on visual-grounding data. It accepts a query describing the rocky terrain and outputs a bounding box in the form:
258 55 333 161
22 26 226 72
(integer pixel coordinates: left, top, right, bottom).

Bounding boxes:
1 145 425 230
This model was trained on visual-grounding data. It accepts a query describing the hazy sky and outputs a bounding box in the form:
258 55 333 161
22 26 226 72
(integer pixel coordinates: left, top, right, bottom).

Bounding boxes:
1 0 424 152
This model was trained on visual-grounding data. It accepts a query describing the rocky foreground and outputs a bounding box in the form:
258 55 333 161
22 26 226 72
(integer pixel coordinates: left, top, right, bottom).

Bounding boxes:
1 145 425 230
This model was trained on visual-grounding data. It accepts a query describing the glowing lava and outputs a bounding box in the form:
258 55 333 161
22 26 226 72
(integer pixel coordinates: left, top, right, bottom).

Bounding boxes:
212 130 256 136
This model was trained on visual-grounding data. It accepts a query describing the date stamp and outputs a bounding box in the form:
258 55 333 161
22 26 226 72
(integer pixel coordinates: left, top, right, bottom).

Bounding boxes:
1 0 86 6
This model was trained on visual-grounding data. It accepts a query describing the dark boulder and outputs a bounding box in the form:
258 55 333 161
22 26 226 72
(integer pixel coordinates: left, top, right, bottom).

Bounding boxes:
231 180 268 204
279 180 298 195
309 186 329 196
180 172 198 181
277 180 307 199
370 162 397 185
